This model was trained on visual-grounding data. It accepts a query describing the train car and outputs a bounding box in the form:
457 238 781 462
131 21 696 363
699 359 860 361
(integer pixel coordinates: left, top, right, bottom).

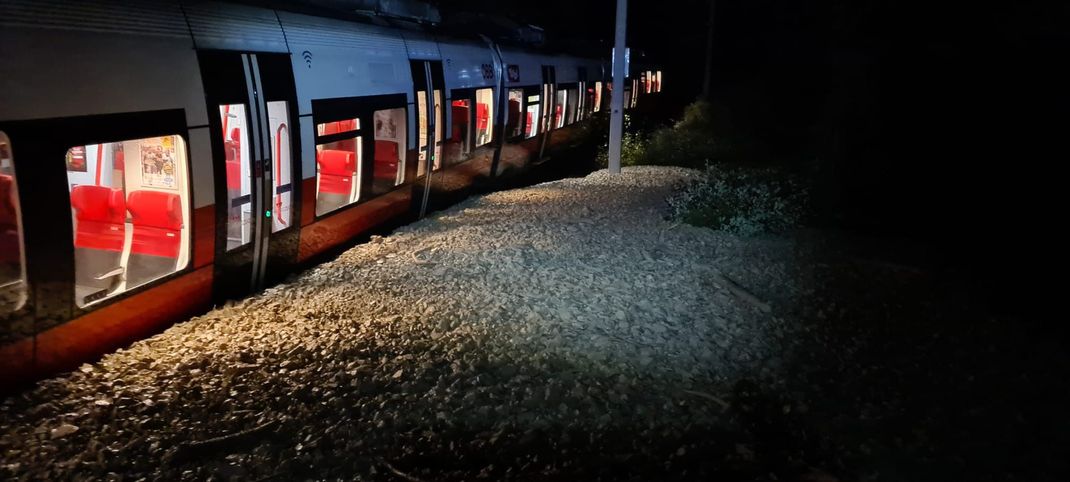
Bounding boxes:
0 0 661 388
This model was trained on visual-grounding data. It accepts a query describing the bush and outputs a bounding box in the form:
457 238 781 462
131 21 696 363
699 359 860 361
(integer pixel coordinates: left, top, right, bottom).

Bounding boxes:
595 114 649 168
669 164 809 236
597 101 731 169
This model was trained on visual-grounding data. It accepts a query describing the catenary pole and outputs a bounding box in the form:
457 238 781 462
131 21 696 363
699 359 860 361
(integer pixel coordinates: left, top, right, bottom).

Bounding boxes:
607 0 628 174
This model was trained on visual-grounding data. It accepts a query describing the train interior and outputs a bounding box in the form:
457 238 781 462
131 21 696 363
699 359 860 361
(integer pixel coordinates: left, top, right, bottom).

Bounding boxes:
371 107 407 195
474 88 494 147
448 98 471 163
507 89 523 138
65 135 191 308
315 117 363 217
219 101 296 249
415 89 445 173
525 93 541 138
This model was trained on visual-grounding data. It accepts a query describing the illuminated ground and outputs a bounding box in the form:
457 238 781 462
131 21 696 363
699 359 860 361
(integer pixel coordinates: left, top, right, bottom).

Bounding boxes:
2 166 1064 481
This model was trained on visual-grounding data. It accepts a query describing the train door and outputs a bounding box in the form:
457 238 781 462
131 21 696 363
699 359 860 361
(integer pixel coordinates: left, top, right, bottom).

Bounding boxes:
410 60 445 215
198 51 301 301
538 65 557 160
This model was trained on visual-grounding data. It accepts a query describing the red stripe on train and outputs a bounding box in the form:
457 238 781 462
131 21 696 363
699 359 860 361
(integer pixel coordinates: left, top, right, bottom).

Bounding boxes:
0 266 213 387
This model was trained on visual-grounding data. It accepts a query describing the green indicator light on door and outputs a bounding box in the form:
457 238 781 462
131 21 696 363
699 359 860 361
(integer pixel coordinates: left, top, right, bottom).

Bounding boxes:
265 210 272 218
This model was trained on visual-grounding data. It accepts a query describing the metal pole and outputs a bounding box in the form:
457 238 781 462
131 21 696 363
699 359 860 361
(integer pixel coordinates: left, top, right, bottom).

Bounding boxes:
607 0 628 174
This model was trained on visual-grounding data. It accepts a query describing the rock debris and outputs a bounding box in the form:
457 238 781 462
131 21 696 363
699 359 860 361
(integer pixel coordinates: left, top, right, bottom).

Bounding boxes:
1 166 798 480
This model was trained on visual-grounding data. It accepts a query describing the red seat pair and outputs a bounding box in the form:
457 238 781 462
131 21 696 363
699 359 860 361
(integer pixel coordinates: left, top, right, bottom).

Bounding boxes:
317 149 356 195
71 186 183 259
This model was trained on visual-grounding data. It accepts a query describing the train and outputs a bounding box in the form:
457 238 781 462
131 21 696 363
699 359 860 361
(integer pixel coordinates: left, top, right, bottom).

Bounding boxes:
0 0 663 388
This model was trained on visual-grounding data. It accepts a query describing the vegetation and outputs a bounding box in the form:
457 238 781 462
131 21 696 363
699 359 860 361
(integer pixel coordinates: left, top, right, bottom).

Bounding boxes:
598 100 810 236
668 165 809 237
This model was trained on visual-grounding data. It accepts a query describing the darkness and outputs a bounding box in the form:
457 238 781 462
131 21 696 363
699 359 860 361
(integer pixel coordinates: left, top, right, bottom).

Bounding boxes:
439 0 1066 322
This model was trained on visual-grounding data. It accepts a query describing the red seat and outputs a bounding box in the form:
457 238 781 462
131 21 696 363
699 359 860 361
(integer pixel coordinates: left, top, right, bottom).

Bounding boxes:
373 140 399 180
316 149 356 195
225 127 242 190
70 185 126 252
0 174 15 230
127 190 183 259
0 174 19 264
525 111 533 135
476 103 489 131
554 105 563 128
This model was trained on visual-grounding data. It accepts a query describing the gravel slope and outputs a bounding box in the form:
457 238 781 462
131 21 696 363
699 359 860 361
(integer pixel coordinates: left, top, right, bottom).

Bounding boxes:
1 166 798 480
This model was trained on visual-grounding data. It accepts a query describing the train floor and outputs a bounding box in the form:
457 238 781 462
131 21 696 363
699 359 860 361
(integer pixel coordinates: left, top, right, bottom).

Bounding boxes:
2 166 1065 481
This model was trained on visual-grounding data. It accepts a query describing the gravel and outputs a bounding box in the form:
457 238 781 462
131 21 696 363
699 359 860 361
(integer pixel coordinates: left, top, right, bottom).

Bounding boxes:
0 166 801 480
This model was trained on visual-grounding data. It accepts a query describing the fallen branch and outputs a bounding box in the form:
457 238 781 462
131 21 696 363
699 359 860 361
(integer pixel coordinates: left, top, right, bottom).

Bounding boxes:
377 457 425 482
410 251 434 265
713 273 771 313
683 390 731 412
169 419 278 464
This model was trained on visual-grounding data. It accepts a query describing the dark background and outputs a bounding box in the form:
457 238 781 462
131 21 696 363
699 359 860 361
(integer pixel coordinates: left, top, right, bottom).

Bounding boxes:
437 0 1066 321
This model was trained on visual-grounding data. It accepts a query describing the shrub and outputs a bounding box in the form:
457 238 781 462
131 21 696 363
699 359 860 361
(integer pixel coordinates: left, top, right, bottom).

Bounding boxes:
595 114 649 168
669 164 809 236
597 101 731 169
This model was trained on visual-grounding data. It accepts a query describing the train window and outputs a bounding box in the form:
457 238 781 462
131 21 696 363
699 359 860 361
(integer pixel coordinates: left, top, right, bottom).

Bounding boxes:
474 88 494 147
576 82 586 122
507 89 524 138
417 92 427 172
416 90 445 173
432 90 443 170
656 71 663 92
267 101 292 233
370 107 407 196
582 82 591 120
525 94 541 138
66 135 191 308
593 82 603 112
447 98 471 164
632 79 640 107
220 104 252 249
1 132 27 313
565 87 579 125
554 90 567 129
315 118 363 217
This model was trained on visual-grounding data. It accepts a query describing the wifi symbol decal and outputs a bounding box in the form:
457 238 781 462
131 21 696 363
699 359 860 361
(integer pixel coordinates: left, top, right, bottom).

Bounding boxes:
301 50 313 69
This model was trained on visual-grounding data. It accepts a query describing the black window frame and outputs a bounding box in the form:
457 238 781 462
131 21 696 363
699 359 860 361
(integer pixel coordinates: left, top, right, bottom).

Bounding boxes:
310 93 409 220
0 109 194 325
